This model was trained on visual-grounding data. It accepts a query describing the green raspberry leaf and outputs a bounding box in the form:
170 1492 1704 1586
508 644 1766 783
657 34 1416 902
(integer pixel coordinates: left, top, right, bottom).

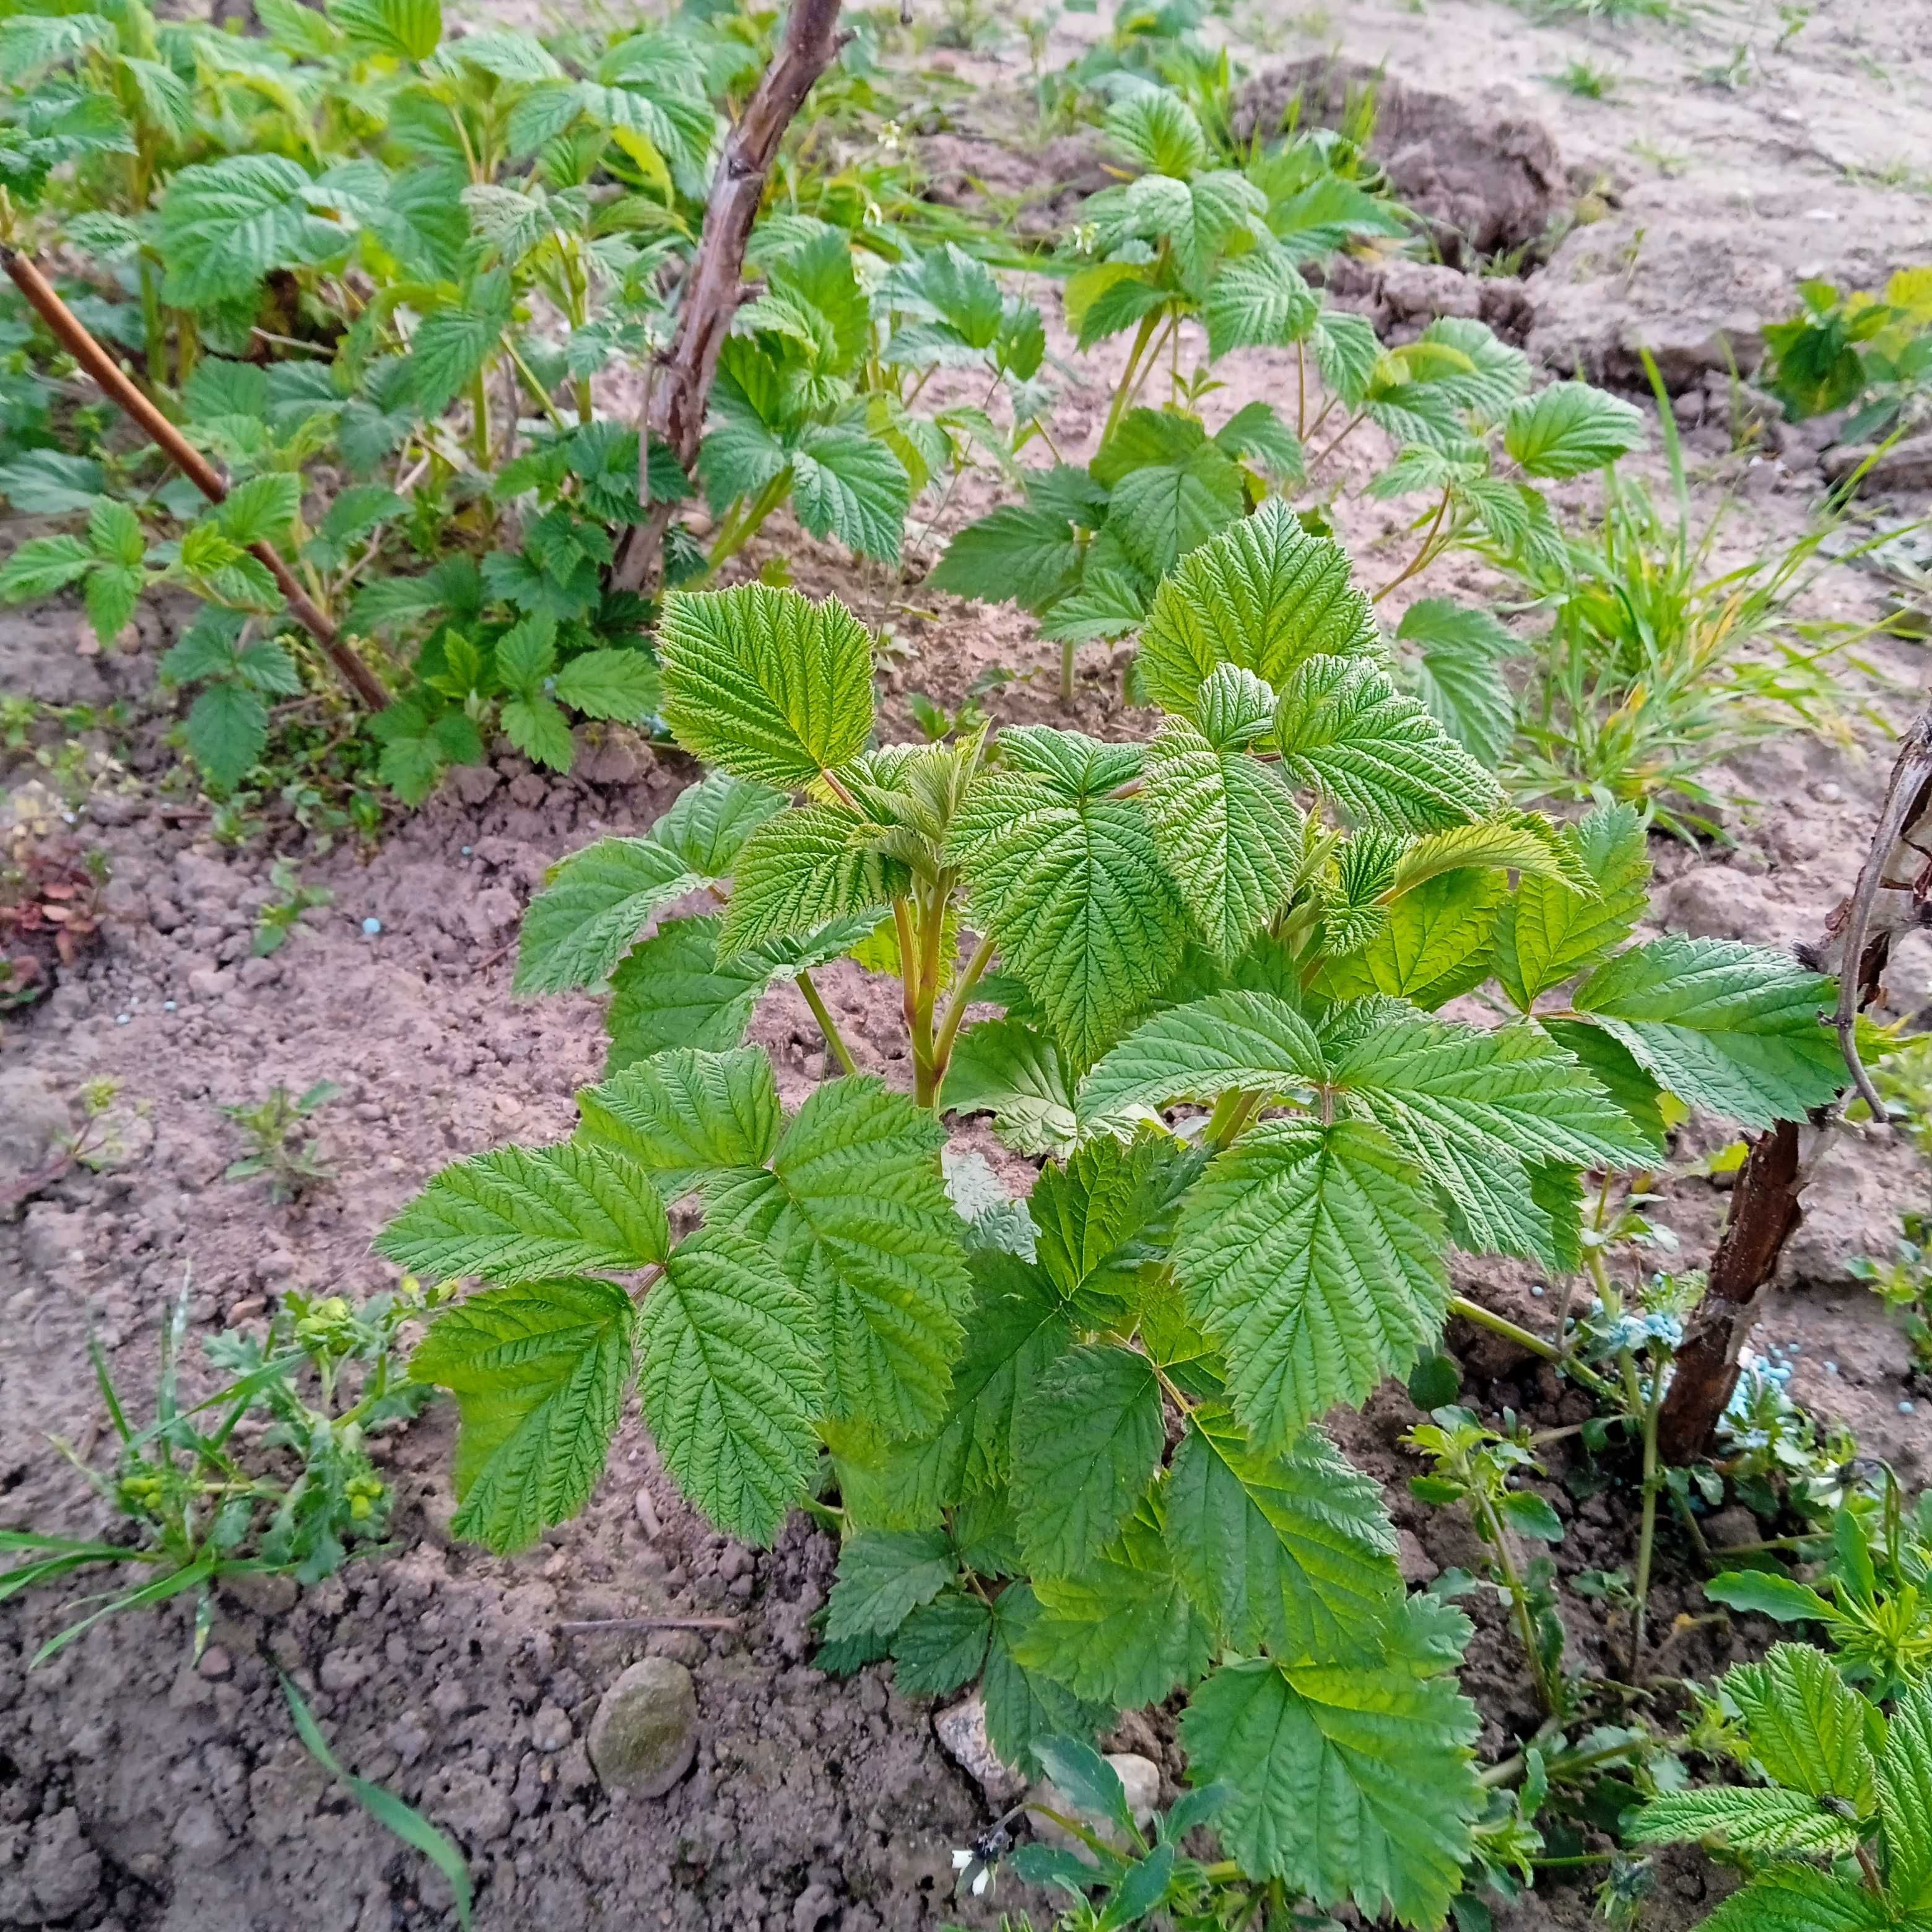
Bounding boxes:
1490 801 1651 1011
409 1274 634 1554
658 583 875 789
890 1588 993 1694
1165 1404 1402 1666
1173 1119 1449 1451
1011 1342 1164 1578
982 1583 1113 1778
1136 498 1375 717
951 750 1186 1069
1142 698 1308 964
703 1076 972 1441
1019 1498 1214 1708
1276 655 1502 833
1178 1655 1481 1927
1502 381 1646 480
718 804 903 959
378 1140 671 1281
637 1227 825 1546
514 837 698 996
824 1529 956 1643
1572 936 1843 1129
576 1045 782 1202
1077 990 1326 1125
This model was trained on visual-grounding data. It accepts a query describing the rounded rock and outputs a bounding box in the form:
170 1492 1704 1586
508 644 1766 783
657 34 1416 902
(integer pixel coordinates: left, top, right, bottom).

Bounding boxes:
586 1657 698 1797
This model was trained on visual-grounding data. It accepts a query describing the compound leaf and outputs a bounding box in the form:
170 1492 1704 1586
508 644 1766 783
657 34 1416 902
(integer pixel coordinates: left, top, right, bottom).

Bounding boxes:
1136 499 1375 717
1725 1643 1880 1814
1020 1499 1214 1708
1503 381 1645 480
1142 695 1308 964
825 1528 955 1642
951 762 1186 1069
1276 655 1502 833
1626 1788 1861 1859
514 837 697 995
1077 990 1325 1125
1490 801 1650 1011
704 1076 972 1440
1165 1404 1401 1666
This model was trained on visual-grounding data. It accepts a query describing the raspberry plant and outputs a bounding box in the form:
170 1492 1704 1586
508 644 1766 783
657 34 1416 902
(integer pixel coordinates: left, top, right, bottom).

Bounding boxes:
383 505 1847 1925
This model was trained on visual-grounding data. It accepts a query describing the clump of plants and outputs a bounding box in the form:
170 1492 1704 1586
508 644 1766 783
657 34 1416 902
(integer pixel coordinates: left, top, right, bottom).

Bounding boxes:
2 1275 442 1663
220 1079 341 1201
1852 1216 1932 1385
381 502 1848 1924
1505 363 1869 838
1761 268 1932 441
933 85 1645 711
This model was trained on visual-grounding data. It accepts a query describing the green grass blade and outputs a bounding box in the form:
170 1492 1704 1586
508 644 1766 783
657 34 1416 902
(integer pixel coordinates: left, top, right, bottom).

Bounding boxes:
31 1556 214 1665
282 1676 474 1930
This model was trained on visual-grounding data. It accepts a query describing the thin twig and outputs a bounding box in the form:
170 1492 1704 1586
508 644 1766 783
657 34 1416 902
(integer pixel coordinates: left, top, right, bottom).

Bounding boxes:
555 1616 742 1635
0 246 389 712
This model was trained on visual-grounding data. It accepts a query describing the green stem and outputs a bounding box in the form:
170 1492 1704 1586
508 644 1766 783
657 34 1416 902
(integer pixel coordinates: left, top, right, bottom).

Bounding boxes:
893 897 937 1106
1312 407 1367 468
912 884 946 1099
1478 1715 1565 1787
1102 308 1165 446
707 469 791 572
1059 635 1076 707
794 968 858 1077
1627 1349 1663 1681
931 929 998 1091
1476 1486 1559 1715
503 337 570 435
469 367 491 468
1447 1294 1620 1403
1370 488 1451 601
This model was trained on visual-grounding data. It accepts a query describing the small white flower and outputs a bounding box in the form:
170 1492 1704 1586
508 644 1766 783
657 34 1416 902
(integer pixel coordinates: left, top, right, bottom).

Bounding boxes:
951 1848 973 1872
972 1867 991 1897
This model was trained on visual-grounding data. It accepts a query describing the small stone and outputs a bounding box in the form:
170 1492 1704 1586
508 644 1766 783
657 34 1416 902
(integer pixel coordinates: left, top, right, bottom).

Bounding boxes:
1702 1505 1762 1550
196 1645 233 1679
1825 1360 1839 1373
1902 1401 1917 1415
24 1808 102 1920
1027 1752 1161 1867
362 916 383 936
0 1069 71 1190
586 1658 698 1797
530 1704 572 1753
634 1487 663 1539
934 1694 1025 1805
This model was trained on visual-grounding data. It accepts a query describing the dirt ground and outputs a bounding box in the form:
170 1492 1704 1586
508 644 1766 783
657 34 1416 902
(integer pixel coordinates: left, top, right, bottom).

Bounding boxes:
3 2 1931 1928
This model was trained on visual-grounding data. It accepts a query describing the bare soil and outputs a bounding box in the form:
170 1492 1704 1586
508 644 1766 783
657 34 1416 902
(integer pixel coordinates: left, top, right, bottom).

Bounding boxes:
4 2 1932 1928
